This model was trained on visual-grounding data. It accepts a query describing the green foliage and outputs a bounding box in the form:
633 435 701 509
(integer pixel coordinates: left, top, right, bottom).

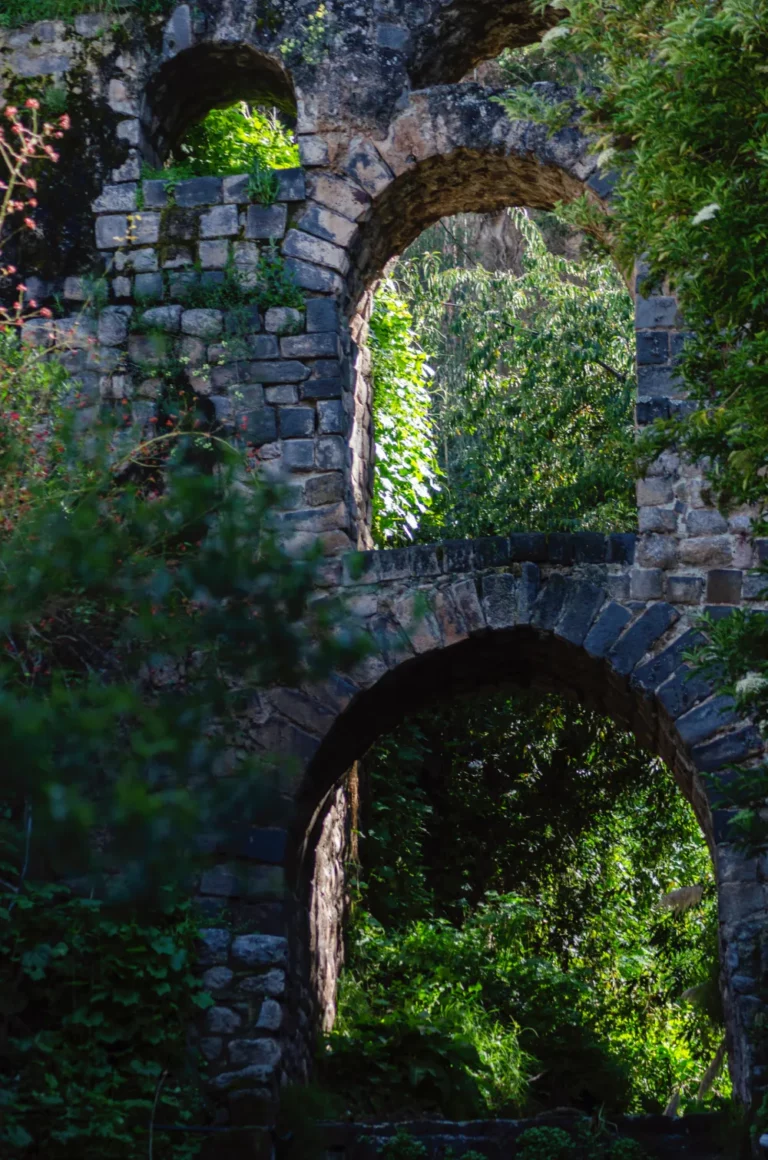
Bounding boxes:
530 0 768 513
0 882 207 1157
142 249 304 313
327 697 725 1120
379 1128 428 1159
518 1127 574 1160
370 281 441 544
172 104 299 180
385 209 635 540
529 0 768 846
683 608 768 851
517 1124 648 1160
143 105 299 197
0 0 173 26
0 262 361 1149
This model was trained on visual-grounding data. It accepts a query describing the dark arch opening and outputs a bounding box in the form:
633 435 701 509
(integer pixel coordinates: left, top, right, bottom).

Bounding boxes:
297 625 714 863
294 622 737 1122
409 0 556 89
141 43 297 163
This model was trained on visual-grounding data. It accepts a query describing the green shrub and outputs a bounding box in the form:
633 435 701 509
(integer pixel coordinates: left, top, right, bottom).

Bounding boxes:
0 882 208 1157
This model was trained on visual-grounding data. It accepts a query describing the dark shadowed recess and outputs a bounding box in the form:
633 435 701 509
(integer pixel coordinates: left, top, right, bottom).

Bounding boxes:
409 0 556 87
296 626 713 864
141 42 297 161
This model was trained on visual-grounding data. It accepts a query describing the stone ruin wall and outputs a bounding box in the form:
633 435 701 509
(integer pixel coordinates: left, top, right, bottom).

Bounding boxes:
3 1 768 1145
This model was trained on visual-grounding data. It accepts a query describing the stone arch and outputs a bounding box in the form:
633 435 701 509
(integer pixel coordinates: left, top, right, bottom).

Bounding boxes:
408 0 555 89
140 42 297 164
329 83 610 545
269 542 766 1110
344 83 604 308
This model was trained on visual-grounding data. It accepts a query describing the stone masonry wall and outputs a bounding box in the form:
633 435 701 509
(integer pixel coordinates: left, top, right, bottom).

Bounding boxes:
4 0 768 1145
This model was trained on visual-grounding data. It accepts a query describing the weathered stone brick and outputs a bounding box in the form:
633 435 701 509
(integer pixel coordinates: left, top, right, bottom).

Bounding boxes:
134 272 163 299
610 603 679 676
199 203 238 238
227 1039 282 1070
98 306 132 346
316 435 346 470
531 573 569 631
304 472 344 506
231 934 288 968
584 602 633 659
636 534 678 570
92 183 137 213
281 332 340 359
637 477 674 506
175 177 222 206
686 509 729 536
635 295 681 328
632 629 705 693
306 298 339 333
198 928 231 966
199 239 229 268
482 572 517 629
636 330 669 365
265 307 304 334
307 173 370 221
630 568 663 601
279 407 315 438
657 664 713 719
182 308 223 339
265 385 298 404
95 214 128 249
318 399 344 434
203 967 234 992
556 581 605 646
691 726 763 772
676 696 737 747
666 575 705 604
283 229 349 275
142 179 168 208
285 258 345 294
223 174 249 203
679 536 734 567
508 532 548 562
247 335 280 359
639 506 677 533
256 999 283 1031
276 168 306 201
237 970 286 998
450 579 486 634
141 304 181 333
707 569 743 604
248 360 311 383
282 440 315 470
473 536 510 569
207 1006 242 1034
130 212 160 245
297 202 357 247
246 204 288 239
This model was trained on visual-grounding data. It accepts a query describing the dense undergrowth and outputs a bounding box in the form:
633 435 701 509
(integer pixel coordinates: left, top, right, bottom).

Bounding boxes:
0 102 359 1155
323 699 724 1122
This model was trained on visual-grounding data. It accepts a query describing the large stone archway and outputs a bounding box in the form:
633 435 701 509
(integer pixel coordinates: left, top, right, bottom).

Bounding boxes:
237 536 765 1116
2 0 768 1140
